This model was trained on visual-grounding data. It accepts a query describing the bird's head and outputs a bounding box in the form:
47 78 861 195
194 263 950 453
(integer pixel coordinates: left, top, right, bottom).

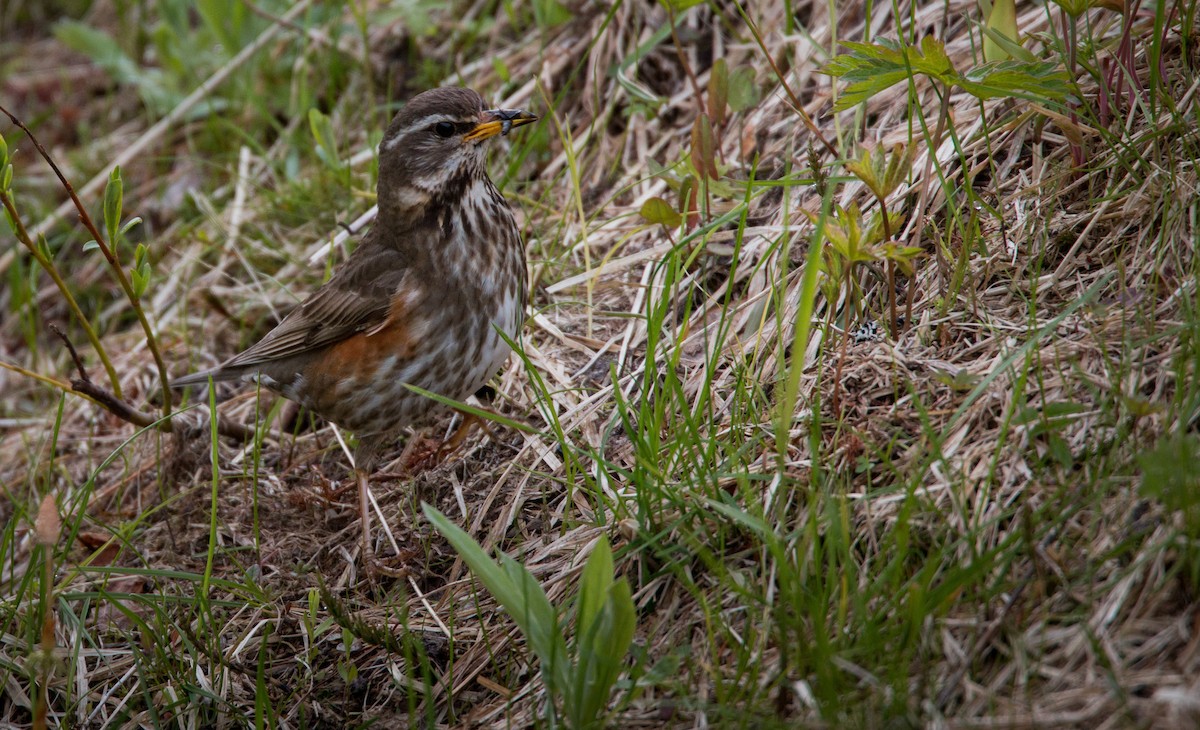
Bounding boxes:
376 87 537 219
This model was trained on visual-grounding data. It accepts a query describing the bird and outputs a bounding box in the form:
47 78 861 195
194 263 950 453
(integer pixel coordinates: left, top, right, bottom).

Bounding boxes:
172 87 537 568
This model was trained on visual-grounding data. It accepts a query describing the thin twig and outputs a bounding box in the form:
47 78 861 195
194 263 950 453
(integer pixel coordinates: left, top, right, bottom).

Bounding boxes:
47 324 256 441
49 323 162 432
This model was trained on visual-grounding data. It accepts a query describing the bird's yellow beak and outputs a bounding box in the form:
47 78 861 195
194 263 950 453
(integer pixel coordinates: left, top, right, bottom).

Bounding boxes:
464 108 538 143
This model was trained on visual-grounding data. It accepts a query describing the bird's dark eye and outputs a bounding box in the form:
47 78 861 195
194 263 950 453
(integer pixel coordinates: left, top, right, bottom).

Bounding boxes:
433 121 455 138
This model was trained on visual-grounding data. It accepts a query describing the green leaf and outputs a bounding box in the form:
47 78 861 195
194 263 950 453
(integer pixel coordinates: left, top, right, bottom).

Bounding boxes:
639 197 682 227
983 0 1019 62
0 132 7 164
2 163 11 191
423 504 571 699
572 565 635 729
54 21 180 113
532 0 573 27
576 537 614 641
958 60 1072 105
82 240 100 253
844 147 883 201
103 166 123 247
492 57 511 83
981 23 1037 63
881 241 924 274
659 0 705 10
726 66 760 112
131 269 149 298
1139 435 1200 513
120 216 143 237
822 38 958 111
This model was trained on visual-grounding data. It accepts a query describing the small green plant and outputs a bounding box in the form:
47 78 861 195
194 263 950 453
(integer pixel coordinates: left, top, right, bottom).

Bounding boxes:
1138 434 1200 585
638 58 762 234
0 130 123 396
821 36 1072 111
0 115 173 418
821 35 1071 319
804 200 915 409
844 142 917 332
425 505 636 729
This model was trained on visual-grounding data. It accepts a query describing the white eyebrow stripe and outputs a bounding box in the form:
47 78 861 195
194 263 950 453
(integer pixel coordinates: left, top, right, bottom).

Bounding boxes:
380 113 478 151
410 113 457 127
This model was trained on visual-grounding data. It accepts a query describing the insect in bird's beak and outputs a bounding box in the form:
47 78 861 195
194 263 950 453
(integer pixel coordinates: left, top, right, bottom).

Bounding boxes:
464 108 538 143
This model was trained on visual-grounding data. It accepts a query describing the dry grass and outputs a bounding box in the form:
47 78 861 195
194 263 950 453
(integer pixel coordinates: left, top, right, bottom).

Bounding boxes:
2 0 1199 727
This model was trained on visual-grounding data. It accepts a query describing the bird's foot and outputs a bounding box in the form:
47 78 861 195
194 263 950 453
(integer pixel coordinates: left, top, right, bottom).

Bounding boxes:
400 436 453 475
363 551 411 580
398 413 486 475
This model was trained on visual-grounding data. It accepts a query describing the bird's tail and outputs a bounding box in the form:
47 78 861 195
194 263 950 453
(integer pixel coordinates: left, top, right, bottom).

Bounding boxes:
170 366 241 389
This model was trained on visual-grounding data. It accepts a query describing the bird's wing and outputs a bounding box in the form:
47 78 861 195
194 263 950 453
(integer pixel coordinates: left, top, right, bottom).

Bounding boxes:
223 249 412 370
172 245 416 390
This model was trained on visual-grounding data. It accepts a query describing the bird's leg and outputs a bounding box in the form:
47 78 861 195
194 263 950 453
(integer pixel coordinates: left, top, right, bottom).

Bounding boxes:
353 443 408 579
356 465 373 564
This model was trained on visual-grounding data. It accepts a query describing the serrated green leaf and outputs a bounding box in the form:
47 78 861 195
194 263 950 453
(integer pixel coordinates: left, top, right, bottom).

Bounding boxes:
639 197 682 227
959 60 1072 104
845 147 884 200
846 144 912 201
882 241 923 274
822 38 959 110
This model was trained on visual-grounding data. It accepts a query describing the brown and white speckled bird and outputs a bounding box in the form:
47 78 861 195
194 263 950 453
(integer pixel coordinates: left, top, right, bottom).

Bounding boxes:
173 87 536 564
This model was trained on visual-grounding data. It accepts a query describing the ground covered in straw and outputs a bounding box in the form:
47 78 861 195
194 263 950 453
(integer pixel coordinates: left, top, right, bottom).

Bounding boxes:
2 0 1198 727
